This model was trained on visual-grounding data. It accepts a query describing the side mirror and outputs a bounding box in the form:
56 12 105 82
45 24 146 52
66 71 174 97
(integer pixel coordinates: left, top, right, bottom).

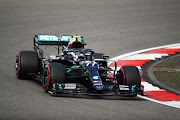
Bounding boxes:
102 55 109 59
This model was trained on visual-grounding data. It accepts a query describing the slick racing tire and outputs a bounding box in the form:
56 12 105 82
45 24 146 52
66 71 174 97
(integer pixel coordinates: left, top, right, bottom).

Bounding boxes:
117 66 141 87
43 63 66 92
16 51 39 79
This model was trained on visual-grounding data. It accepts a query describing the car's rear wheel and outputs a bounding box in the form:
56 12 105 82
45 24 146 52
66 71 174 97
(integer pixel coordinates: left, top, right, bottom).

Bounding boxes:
16 51 39 79
43 63 66 92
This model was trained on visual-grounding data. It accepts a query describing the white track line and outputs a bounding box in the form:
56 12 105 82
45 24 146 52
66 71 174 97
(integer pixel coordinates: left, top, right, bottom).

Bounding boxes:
121 54 169 60
137 95 180 109
109 43 180 62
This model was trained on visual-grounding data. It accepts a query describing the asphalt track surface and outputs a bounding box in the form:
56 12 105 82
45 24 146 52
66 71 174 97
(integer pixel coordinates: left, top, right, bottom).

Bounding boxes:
0 0 180 119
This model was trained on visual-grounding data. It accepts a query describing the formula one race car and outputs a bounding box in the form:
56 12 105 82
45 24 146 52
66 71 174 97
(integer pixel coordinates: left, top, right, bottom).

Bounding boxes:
16 35 144 96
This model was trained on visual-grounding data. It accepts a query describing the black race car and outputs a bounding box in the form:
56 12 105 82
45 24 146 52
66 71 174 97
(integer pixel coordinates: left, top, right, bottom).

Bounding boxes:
16 35 144 96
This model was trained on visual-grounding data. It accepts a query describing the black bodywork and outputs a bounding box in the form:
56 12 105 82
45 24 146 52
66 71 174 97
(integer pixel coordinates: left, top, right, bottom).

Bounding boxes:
18 35 144 96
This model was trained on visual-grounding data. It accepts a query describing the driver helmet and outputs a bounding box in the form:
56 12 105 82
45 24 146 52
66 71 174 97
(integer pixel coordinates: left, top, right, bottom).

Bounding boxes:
68 40 83 49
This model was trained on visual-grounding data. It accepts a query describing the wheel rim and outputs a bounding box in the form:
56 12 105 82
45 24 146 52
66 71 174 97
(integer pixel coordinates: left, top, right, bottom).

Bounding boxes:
117 68 126 85
43 69 49 87
16 55 20 75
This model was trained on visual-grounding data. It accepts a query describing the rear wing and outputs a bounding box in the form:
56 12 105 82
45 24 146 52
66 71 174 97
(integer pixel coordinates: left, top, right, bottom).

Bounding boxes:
34 35 84 45
34 35 85 55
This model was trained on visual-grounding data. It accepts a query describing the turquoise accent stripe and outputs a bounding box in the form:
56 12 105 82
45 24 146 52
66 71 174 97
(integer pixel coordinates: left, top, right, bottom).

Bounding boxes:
66 65 78 73
59 84 63 90
131 86 135 92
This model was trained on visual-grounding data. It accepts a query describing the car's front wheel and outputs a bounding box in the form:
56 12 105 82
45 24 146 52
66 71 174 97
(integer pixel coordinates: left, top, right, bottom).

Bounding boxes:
43 63 66 92
116 66 141 97
116 66 141 87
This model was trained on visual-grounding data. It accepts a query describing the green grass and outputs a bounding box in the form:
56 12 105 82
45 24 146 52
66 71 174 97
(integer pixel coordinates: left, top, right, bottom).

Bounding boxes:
154 54 180 91
155 55 180 69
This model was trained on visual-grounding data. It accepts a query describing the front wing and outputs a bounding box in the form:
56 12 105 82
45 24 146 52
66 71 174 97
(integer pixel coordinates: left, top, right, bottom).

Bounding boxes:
49 83 144 96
